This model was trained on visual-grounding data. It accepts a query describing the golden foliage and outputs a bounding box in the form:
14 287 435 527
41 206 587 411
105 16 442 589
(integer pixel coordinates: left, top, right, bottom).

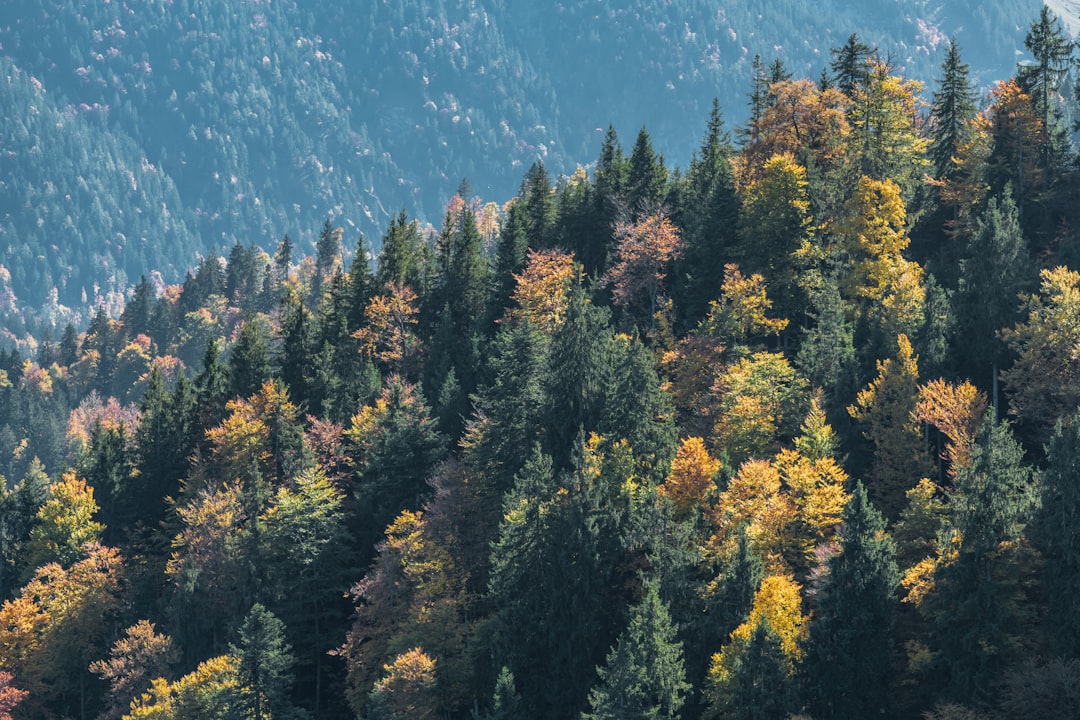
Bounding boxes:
701 264 789 345
371 648 439 720
659 437 720 519
353 281 421 375
125 654 241 720
507 248 578 333
915 379 988 479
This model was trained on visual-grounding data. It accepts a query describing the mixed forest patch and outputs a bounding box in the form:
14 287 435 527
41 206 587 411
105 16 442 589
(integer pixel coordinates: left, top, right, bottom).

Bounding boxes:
4 7 1080 720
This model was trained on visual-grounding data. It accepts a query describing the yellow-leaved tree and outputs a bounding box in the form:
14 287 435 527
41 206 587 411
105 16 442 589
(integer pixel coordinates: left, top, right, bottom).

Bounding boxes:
848 334 932 519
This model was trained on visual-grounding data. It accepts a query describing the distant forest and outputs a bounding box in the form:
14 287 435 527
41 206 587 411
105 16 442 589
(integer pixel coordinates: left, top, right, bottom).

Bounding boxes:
5 6 1080 720
0 0 1043 337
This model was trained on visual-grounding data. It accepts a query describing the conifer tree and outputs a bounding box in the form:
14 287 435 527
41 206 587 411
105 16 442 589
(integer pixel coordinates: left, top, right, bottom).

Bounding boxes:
707 618 797 720
1036 412 1080 659
627 126 668 218
932 416 1038 702
955 190 1033 411
1018 6 1072 181
830 33 877 97
523 161 555 250
378 210 428 293
676 99 740 325
232 603 297 720
929 39 977 184
806 482 899 719
121 275 155 340
229 315 272 401
278 288 313 408
582 579 690 720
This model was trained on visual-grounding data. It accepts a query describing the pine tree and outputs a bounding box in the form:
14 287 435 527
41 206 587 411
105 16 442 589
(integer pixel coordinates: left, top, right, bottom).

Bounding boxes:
929 38 977 183
582 580 690 720
806 482 899 719
229 315 272 401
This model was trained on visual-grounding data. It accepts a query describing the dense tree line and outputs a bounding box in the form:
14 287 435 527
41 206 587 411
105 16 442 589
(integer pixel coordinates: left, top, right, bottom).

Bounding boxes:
0 0 1041 337
5 9 1080 719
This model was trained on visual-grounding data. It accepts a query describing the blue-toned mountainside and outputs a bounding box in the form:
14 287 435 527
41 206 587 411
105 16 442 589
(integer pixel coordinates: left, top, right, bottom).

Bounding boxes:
0 0 1043 330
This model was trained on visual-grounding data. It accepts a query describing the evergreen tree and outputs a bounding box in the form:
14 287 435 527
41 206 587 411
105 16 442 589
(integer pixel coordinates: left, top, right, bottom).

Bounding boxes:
121 275 155 340
523 161 555 250
830 33 877 97
81 422 136 544
278 288 313 409
1018 7 1072 176
627 126 668 218
0 458 49 599
1036 412 1080 659
675 99 740 325
587 126 628 276
955 190 1034 411
194 339 232 448
378 210 428 292
312 218 343 303
232 604 297 720
59 323 80 367
582 579 690 720
136 368 195 527
708 618 797 720
230 315 272 401
932 416 1038 702
346 233 377 327
929 38 977 183
805 482 899 719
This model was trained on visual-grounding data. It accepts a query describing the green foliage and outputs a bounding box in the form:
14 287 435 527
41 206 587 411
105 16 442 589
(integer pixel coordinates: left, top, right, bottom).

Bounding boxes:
231 604 298 720
582 580 690 720
805 483 900 719
1036 413 1080 659
929 416 1039 703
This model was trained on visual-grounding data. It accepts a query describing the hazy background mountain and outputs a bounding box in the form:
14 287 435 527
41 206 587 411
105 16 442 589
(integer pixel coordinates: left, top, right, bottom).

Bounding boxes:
0 0 1049 334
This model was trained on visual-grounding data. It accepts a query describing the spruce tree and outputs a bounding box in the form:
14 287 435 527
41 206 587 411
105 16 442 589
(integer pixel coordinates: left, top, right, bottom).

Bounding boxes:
229 316 272 401
929 38 977 183
1037 412 1080 659
806 482 899 719
1018 7 1072 166
933 416 1038 702
830 33 877 97
232 604 297 720
955 190 1034 412
121 275 155 339
627 126 668 218
582 580 689 720
676 99 739 325
708 618 796 720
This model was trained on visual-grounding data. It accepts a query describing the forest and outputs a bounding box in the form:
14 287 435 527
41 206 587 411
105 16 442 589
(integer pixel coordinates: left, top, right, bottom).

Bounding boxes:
4 6 1080 720
0 0 1041 336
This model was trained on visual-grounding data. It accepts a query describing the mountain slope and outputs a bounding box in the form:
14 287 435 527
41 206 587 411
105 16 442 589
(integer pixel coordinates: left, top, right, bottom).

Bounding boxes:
0 0 1046 332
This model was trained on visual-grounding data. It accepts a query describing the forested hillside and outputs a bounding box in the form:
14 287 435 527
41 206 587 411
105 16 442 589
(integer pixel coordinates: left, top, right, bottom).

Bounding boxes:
5 5 1080 720
0 0 1044 341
